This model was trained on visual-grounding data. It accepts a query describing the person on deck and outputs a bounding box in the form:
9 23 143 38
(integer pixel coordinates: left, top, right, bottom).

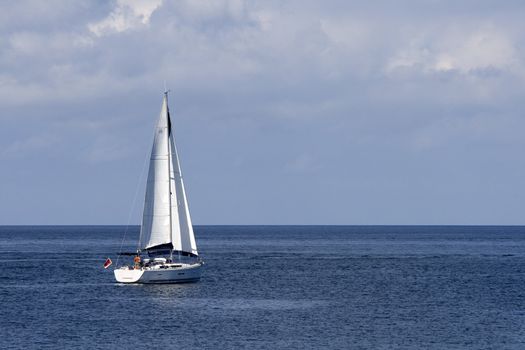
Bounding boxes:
134 255 141 269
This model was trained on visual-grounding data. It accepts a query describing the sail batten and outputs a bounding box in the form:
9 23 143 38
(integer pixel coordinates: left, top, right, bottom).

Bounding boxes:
139 94 198 256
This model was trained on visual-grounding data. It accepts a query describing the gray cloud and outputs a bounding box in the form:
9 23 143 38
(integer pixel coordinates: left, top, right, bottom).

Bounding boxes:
1 0 525 224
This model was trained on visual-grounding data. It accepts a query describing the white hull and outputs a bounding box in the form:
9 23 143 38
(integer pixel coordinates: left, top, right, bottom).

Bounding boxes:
114 263 202 284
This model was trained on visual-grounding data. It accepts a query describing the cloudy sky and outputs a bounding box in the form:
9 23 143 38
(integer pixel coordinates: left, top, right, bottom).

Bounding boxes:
2 0 525 225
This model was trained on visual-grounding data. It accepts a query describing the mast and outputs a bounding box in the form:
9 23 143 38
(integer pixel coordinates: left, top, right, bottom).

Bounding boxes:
166 91 173 261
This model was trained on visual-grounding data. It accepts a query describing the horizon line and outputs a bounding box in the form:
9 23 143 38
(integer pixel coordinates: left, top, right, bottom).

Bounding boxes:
1 224 525 227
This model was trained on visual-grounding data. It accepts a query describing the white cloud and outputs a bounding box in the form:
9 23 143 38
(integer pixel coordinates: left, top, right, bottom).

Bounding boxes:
173 0 247 22
88 0 163 36
387 27 519 74
435 31 517 72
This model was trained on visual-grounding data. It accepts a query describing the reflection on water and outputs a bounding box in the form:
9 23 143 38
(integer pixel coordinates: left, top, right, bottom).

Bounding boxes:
144 296 324 310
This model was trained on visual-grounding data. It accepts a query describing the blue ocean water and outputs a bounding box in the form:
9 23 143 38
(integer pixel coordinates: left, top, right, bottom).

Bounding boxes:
0 225 524 349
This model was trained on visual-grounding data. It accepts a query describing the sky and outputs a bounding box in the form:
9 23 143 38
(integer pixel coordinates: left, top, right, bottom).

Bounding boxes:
2 0 525 225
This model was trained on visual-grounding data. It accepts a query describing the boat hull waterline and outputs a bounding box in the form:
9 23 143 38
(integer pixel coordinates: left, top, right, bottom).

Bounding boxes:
114 263 202 284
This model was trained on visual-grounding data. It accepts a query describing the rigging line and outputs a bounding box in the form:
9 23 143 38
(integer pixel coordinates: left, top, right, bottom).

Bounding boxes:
115 124 155 267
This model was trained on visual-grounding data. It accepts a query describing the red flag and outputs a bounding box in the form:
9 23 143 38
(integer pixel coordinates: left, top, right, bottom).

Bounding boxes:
103 257 112 269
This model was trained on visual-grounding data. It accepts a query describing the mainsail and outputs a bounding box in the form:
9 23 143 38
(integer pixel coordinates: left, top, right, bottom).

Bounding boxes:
139 94 198 256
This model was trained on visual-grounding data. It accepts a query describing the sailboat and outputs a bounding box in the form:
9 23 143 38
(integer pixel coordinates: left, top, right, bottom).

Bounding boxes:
114 92 203 283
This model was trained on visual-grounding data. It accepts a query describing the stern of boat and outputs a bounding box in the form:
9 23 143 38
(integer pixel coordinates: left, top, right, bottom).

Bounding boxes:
114 267 144 283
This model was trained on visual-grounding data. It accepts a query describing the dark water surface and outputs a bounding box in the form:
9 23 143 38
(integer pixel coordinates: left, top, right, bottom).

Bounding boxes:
1 226 524 349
